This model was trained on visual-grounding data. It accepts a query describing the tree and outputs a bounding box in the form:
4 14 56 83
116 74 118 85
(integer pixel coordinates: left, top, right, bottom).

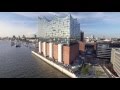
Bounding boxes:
22 35 26 39
22 35 26 41
13 35 16 38
12 35 16 40
18 36 21 40
81 65 90 75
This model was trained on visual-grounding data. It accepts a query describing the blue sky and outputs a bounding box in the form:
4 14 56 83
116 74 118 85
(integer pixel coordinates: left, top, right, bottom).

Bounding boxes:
0 12 120 38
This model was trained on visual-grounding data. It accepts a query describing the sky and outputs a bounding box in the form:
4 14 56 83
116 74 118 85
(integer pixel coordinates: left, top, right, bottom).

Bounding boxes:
0 12 120 38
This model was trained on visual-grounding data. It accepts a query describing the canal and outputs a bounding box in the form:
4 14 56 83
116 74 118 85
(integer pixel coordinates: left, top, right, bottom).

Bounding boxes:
0 40 69 78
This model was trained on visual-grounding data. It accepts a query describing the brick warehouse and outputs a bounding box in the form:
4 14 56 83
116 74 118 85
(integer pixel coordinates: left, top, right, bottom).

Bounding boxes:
79 41 96 53
63 43 79 64
46 42 49 57
42 42 44 54
38 41 79 65
53 44 58 61
79 41 85 53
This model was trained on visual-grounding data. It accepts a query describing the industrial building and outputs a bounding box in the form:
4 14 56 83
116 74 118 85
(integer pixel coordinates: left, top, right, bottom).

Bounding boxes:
80 31 84 42
38 41 79 65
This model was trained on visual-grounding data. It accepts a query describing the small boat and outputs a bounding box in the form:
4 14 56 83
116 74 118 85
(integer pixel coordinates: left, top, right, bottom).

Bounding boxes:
15 41 21 47
16 44 21 47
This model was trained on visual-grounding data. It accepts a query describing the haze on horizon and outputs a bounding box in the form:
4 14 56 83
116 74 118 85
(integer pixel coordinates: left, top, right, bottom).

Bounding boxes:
0 12 120 38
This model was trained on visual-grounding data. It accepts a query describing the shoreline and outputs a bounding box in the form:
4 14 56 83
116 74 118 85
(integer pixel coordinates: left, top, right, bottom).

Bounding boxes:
31 51 78 78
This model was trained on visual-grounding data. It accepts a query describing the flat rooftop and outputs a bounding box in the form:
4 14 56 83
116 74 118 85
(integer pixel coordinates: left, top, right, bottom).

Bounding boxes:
113 48 120 53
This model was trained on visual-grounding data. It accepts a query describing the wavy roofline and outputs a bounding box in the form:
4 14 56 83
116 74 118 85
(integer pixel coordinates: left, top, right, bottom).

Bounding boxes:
38 14 74 22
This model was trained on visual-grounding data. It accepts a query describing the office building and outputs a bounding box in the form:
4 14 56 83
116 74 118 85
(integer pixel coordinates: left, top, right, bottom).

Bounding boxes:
80 31 84 42
96 43 111 59
111 48 120 77
96 42 120 59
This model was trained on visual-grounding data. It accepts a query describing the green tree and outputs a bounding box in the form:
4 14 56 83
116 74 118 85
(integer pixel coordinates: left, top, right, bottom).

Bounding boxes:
81 65 90 75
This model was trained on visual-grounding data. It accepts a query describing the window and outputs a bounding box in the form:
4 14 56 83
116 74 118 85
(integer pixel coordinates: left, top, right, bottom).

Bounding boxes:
53 30 56 31
67 25 69 27
67 20 69 22
53 21 56 24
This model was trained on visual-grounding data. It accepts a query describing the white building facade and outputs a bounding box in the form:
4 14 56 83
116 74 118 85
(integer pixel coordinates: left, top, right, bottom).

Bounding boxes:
38 14 80 39
111 48 120 77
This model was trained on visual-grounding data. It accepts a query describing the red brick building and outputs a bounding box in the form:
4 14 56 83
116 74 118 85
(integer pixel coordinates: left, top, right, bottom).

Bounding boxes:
53 44 58 61
63 45 70 64
63 43 79 65
79 41 96 53
39 41 79 65
79 41 85 52
46 42 49 57
41 42 43 54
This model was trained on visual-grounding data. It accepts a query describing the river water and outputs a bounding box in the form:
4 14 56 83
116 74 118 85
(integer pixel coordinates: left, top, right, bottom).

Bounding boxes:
0 40 68 78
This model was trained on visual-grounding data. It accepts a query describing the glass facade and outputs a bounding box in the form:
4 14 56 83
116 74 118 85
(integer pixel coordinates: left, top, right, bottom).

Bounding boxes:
38 15 80 41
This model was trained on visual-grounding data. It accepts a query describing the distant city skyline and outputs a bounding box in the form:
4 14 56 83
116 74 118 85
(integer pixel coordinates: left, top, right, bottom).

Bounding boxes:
0 12 120 38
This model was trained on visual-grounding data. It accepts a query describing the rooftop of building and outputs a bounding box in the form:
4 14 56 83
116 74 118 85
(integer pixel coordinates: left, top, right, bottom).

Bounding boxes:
38 14 72 20
38 14 80 24
85 42 96 45
96 42 111 44
97 42 120 45
113 48 120 53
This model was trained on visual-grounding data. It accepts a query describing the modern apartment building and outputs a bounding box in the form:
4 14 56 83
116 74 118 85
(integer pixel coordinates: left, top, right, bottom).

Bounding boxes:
111 48 120 77
38 14 80 40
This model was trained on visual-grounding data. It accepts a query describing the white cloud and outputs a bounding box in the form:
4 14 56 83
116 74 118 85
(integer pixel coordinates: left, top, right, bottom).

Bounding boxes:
103 13 120 24
12 12 119 24
91 12 104 18
12 12 58 18
1 12 120 38
0 21 37 37
11 12 38 18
